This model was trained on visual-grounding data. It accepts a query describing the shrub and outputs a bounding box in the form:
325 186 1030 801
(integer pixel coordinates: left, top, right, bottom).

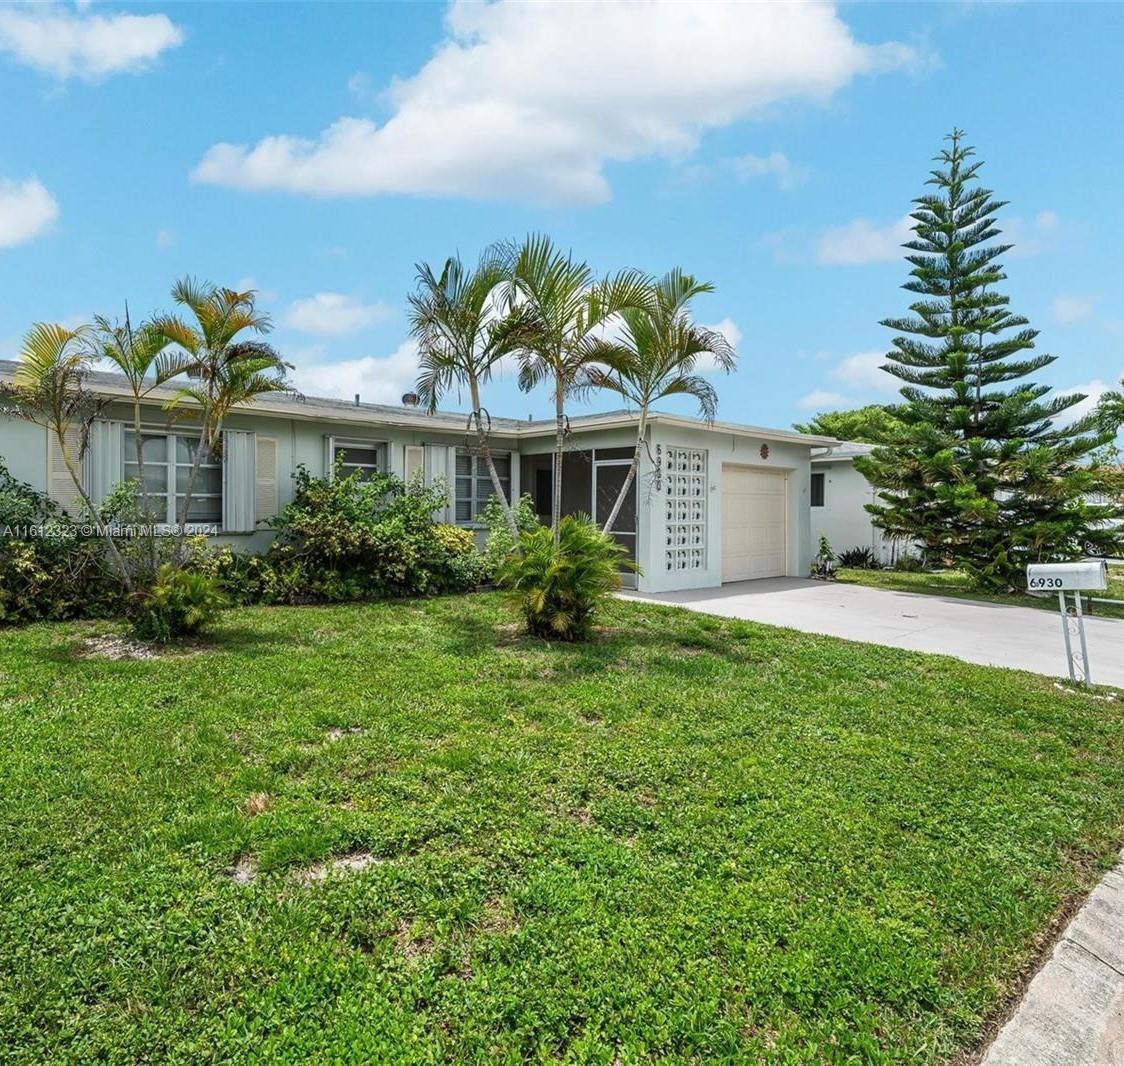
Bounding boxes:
893 552 925 573
128 563 226 642
263 460 484 602
810 535 836 579
499 514 634 641
480 493 540 577
0 462 121 623
837 545 881 570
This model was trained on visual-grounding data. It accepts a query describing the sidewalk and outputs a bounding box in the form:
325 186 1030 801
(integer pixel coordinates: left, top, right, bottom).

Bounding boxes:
983 852 1124 1065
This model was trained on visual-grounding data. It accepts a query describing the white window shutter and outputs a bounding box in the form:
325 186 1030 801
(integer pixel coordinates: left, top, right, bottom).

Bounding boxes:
423 444 450 522
222 430 256 533
255 436 278 526
404 445 424 483
85 420 124 510
46 425 85 517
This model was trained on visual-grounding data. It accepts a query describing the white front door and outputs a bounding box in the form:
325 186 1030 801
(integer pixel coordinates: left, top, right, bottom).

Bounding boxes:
721 465 787 582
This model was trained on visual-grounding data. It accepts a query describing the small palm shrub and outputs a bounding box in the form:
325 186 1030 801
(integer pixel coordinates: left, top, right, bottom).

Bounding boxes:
499 514 634 641
837 545 880 570
129 564 226 642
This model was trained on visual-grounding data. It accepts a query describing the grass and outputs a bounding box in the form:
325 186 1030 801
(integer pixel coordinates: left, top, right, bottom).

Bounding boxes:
2 593 1124 1062
836 565 1124 619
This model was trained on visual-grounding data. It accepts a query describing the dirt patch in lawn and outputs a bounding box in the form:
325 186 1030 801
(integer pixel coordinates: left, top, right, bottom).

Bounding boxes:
228 855 258 884
293 851 383 886
244 792 273 817
325 726 366 743
80 635 159 661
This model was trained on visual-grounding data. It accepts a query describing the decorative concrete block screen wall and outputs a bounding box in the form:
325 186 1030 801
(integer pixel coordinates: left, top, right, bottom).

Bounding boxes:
663 447 707 572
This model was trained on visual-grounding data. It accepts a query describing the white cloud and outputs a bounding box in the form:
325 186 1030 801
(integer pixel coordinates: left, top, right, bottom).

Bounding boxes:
282 292 393 336
0 177 58 248
1052 294 1095 326
695 316 743 373
192 1 922 204
1001 211 1066 259
704 317 743 351
797 389 847 411
817 214 913 266
829 350 897 395
1052 374 1124 426
732 151 808 190
0 5 183 80
347 71 374 101
288 339 421 406
235 276 279 304
1035 210 1059 232
155 227 176 249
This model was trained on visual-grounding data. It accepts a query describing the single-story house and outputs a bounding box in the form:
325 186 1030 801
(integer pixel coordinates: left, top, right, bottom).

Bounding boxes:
810 442 902 563
0 359 840 594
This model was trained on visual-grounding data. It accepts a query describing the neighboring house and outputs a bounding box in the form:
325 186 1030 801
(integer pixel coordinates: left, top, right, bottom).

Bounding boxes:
810 442 901 563
0 360 838 594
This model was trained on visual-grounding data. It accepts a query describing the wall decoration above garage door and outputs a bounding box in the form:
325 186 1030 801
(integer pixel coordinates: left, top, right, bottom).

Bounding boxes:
664 447 707 571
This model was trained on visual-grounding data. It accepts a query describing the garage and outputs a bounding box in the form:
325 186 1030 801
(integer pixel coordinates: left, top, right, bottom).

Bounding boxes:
721 465 787 582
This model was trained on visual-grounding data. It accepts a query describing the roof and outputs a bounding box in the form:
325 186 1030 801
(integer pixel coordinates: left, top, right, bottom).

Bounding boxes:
811 441 876 462
0 358 839 448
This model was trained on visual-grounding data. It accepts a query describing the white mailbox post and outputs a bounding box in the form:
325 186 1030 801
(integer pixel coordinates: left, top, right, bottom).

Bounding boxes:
1026 560 1108 685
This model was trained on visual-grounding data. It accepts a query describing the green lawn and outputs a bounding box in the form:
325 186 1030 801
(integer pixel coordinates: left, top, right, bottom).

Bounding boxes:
836 564 1124 619
3 594 1124 1063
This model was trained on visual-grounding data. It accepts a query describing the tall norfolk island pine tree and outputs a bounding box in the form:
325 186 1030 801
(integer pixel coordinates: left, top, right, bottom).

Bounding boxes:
857 131 1123 589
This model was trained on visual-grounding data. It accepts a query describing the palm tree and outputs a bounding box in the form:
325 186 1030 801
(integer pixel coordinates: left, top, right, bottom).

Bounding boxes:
583 270 736 535
153 278 291 552
506 234 650 542
92 308 194 540
0 323 134 590
410 251 527 542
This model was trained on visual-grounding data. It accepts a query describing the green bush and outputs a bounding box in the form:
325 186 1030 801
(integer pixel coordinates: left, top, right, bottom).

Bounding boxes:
893 552 925 573
837 545 881 570
0 462 121 623
128 563 226 643
499 514 634 641
262 461 484 602
480 493 540 577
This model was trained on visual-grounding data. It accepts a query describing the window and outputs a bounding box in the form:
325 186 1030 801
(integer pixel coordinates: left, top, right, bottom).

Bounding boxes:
455 448 511 523
811 472 825 508
330 438 386 480
124 430 221 526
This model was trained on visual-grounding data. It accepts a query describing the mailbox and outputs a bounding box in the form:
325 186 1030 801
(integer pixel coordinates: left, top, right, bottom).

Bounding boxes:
1026 560 1108 593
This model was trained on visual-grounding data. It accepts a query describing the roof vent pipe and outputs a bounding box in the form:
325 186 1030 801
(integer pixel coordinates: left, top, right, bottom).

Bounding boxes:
354 393 360 406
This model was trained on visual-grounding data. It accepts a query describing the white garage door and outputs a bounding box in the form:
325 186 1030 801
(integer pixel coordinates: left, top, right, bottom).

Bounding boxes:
722 465 787 582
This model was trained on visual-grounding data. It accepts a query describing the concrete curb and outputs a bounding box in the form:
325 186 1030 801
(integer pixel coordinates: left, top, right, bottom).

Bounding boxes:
983 853 1124 1065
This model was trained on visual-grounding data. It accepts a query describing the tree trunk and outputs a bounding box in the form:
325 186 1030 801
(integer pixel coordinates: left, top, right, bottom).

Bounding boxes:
469 378 520 544
602 409 646 535
173 421 216 565
131 399 158 575
552 377 564 545
58 427 134 594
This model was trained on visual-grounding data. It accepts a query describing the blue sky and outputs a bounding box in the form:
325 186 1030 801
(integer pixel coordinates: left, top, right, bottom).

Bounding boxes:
0 1 1121 430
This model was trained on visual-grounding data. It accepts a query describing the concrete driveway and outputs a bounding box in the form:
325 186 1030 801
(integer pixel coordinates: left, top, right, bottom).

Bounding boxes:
625 578 1124 688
